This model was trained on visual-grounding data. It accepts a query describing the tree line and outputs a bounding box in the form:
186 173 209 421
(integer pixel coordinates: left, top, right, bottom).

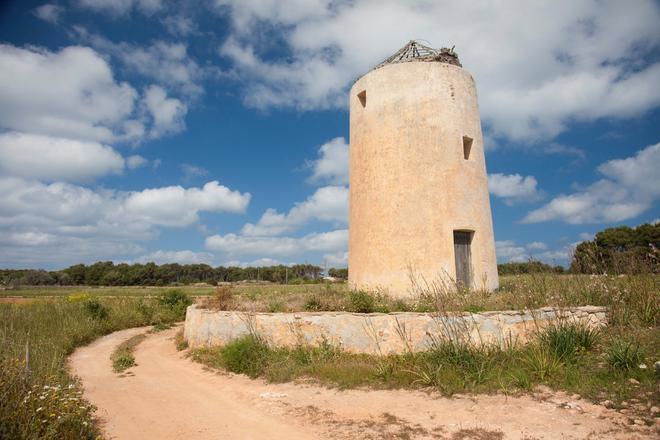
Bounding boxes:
2 223 656 286
497 261 565 275
0 262 349 287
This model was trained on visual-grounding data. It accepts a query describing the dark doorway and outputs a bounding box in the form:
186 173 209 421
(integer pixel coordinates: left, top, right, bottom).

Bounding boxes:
453 231 473 288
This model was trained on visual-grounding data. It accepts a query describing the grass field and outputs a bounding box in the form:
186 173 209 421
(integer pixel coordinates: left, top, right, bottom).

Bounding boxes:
1 274 658 438
0 282 337 299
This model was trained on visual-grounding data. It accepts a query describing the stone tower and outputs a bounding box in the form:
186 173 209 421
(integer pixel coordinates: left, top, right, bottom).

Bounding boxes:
348 41 498 297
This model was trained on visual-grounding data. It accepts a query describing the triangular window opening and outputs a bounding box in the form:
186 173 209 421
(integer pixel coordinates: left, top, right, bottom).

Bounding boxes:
463 136 473 160
357 90 367 108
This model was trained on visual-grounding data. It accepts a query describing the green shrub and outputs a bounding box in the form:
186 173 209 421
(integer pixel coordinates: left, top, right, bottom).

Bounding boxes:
83 299 108 320
174 329 189 351
151 322 173 332
607 341 643 371
522 346 563 380
266 298 284 313
347 291 375 313
157 289 192 320
538 321 599 361
112 354 136 372
111 334 146 373
158 289 192 309
304 296 323 311
218 335 271 378
136 299 154 321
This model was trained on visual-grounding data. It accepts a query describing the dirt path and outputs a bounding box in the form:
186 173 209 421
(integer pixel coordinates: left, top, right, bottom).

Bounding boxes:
70 327 654 440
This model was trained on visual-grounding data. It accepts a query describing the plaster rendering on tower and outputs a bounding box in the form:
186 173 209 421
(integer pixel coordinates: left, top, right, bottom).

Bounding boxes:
348 41 499 297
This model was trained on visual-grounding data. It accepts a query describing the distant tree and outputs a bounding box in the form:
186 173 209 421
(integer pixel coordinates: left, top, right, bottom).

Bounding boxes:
328 268 348 279
15 270 56 286
570 222 659 274
65 264 87 285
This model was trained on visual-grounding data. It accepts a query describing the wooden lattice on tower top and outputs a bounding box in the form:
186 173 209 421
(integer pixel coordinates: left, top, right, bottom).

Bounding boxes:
373 40 462 71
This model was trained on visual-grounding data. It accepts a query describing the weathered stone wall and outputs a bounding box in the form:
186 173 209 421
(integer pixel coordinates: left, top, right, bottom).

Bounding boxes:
184 305 607 355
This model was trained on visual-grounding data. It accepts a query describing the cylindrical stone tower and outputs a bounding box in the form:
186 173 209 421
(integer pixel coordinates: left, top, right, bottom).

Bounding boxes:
349 41 498 297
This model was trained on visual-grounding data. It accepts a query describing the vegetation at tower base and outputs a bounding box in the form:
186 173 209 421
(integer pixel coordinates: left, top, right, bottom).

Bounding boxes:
571 222 659 274
0 290 191 440
190 272 659 424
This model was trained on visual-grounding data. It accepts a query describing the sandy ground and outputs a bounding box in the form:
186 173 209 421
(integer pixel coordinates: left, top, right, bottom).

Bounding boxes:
69 326 655 440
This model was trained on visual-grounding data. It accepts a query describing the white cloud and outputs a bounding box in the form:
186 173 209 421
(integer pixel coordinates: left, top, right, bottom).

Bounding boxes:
0 44 141 143
323 251 348 267
488 173 541 205
536 248 572 262
0 177 250 267
34 4 63 24
241 185 348 236
180 163 208 180
162 15 197 36
126 155 148 169
496 240 571 264
216 0 660 142
523 142 660 224
143 85 187 137
87 35 204 98
205 229 348 258
134 249 214 265
1 177 249 232
495 240 528 263
540 143 586 162
124 181 251 227
0 132 124 182
526 241 547 251
78 0 163 16
307 137 349 185
579 232 594 241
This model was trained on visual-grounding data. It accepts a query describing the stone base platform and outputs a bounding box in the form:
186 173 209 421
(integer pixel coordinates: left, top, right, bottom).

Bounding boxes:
184 305 607 355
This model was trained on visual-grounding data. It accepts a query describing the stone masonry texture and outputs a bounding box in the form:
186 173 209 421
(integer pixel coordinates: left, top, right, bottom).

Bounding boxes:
184 305 608 355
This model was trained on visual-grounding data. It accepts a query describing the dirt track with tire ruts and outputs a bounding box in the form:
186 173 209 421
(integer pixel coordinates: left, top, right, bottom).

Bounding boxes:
69 326 655 439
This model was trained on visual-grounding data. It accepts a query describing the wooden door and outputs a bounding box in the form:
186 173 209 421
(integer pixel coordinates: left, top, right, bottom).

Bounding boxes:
453 231 472 288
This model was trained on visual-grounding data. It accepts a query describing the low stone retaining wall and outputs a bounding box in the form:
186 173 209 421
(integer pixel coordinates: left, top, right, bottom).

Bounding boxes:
184 305 607 355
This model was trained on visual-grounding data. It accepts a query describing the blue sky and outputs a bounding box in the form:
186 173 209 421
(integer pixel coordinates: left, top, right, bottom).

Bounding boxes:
0 0 659 269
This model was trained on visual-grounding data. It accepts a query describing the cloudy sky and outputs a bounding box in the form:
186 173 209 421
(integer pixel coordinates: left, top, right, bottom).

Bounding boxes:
0 0 659 269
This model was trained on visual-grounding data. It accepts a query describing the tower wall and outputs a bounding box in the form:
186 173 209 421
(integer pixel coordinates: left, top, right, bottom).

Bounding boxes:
348 61 499 297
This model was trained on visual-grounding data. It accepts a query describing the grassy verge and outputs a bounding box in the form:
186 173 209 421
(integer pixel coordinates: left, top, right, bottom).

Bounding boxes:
0 289 191 440
191 324 658 419
197 273 659 318
190 273 659 424
111 334 147 373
